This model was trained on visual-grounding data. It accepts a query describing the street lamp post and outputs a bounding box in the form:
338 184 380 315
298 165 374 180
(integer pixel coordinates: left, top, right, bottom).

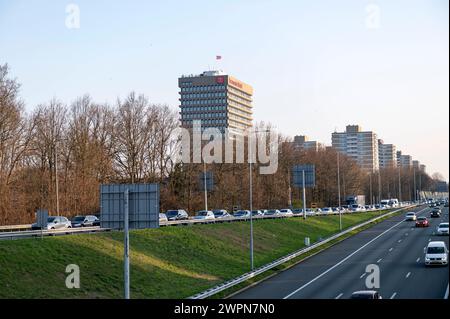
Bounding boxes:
337 151 342 230
203 162 208 211
248 129 270 271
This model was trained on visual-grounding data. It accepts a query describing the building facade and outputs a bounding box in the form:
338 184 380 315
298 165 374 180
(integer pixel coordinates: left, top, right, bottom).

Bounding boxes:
332 125 379 172
378 139 397 169
178 70 253 132
292 135 321 152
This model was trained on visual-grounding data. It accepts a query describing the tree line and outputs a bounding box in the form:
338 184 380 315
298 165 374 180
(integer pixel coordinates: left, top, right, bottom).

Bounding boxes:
0 64 443 224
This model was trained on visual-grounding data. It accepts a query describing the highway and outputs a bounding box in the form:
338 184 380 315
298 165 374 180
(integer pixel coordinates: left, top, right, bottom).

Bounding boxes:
232 205 449 299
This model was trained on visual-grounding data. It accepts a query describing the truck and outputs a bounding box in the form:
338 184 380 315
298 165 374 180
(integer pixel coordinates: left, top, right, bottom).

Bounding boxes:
345 195 366 206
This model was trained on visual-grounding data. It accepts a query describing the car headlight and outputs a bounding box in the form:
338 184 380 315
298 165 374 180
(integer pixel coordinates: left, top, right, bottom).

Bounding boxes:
425 257 431 261
442 256 447 261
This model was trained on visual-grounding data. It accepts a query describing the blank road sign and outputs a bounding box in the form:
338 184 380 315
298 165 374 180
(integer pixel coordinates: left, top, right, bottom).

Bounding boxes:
199 171 214 191
292 164 316 188
100 184 159 230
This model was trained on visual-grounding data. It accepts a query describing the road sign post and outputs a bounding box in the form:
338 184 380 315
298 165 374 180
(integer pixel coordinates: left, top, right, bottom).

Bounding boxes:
292 164 316 220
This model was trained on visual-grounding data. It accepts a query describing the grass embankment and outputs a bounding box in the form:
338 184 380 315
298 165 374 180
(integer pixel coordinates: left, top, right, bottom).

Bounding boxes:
0 210 394 299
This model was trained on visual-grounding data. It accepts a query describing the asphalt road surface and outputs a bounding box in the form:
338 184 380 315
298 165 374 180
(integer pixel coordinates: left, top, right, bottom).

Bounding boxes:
232 205 449 299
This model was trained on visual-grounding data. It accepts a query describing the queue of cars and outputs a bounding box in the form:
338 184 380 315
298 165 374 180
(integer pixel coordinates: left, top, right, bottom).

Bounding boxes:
157 203 405 224
31 215 99 230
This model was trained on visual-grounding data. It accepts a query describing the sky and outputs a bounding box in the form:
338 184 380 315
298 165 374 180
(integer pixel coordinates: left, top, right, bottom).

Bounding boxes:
0 0 448 180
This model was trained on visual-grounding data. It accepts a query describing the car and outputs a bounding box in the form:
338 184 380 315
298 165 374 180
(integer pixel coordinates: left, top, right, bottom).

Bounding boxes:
70 215 99 228
304 208 316 216
424 241 449 266
93 214 101 226
415 216 429 227
31 216 72 230
263 209 281 216
315 208 323 214
279 209 294 216
212 209 232 219
165 209 189 221
350 291 382 299
430 210 441 218
194 210 215 220
321 207 333 214
251 210 264 217
350 204 364 212
436 222 449 236
292 208 304 216
233 210 251 218
159 213 168 223
405 212 417 221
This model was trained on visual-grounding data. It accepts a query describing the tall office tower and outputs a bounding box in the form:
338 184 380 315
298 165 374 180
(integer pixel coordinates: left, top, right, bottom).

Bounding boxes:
378 139 397 168
178 70 253 133
331 125 379 172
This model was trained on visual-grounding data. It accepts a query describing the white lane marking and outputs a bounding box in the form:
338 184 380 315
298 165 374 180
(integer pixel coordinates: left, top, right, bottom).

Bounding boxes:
405 233 408 236
377 258 382 263
390 292 397 299
445 284 449 299
283 207 429 299
416 257 420 262
360 273 366 279
428 238 431 242
398 239 402 243
335 293 343 299
389 247 394 252
406 272 411 279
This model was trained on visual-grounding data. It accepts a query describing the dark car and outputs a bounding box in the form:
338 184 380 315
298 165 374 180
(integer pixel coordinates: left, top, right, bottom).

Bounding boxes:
71 215 99 228
350 291 382 299
430 210 441 218
416 217 429 227
165 209 189 221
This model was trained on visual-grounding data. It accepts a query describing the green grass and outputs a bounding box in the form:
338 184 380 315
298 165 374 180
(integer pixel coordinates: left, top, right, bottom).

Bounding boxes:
0 210 392 299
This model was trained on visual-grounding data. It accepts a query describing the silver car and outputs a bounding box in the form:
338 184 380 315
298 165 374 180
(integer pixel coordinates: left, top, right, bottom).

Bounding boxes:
32 216 72 230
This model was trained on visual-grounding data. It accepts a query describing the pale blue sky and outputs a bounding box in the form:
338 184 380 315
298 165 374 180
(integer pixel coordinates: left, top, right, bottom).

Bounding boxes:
0 0 448 180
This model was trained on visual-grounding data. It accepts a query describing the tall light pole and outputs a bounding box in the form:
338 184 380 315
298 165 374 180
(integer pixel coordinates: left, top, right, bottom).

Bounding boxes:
398 167 402 202
203 162 208 211
369 173 373 205
55 141 60 216
413 166 417 202
377 170 382 204
248 129 270 271
337 151 342 230
124 188 130 299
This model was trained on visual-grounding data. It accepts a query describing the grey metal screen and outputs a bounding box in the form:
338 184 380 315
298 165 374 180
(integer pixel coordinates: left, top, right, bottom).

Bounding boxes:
292 164 316 188
199 171 214 191
100 184 159 229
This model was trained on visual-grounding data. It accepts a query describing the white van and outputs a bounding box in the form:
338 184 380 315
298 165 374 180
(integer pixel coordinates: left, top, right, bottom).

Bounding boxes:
424 241 448 266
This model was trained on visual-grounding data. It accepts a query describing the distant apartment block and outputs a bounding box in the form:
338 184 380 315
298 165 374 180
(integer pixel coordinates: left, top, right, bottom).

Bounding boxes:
398 153 413 168
412 160 421 170
178 70 253 133
378 139 397 168
292 135 321 152
420 164 426 172
332 125 379 172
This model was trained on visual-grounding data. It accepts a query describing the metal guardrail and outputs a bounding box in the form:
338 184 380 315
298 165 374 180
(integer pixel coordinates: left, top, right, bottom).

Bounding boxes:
0 226 111 240
188 205 417 299
0 224 32 232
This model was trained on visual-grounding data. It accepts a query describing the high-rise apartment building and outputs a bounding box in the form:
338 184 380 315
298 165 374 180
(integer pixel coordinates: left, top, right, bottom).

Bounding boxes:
332 125 379 172
178 70 253 133
378 139 397 168
412 160 421 170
